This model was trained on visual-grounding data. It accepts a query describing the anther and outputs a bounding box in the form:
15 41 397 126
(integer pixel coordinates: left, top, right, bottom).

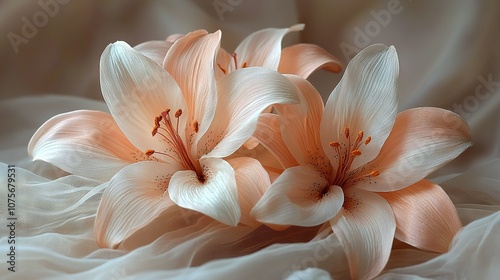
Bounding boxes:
217 63 227 75
241 62 247 68
344 126 350 139
145 149 155 156
357 131 364 142
364 136 371 145
351 149 362 156
329 141 340 148
175 109 182 118
151 126 158 136
369 170 380 177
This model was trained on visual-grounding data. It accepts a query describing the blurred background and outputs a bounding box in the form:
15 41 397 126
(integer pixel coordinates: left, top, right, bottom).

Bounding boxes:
1 0 499 174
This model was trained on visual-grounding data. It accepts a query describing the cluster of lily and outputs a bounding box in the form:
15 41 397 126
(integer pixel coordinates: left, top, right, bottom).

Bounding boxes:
28 24 472 279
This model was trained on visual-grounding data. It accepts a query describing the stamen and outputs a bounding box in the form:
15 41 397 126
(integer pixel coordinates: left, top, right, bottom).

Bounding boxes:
370 170 380 177
217 63 227 75
232 53 238 69
344 126 350 139
241 62 247 68
175 109 182 118
145 149 155 156
329 141 340 148
351 149 361 156
356 131 363 143
364 136 371 145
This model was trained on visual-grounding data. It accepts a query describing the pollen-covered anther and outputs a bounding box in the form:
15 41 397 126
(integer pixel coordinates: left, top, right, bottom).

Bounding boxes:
217 63 227 75
364 136 371 145
175 109 183 118
344 126 350 139
351 149 362 156
145 149 155 157
193 121 199 133
329 141 340 148
369 170 380 177
241 62 247 68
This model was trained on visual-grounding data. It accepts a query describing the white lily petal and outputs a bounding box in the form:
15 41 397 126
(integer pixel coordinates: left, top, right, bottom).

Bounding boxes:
227 157 270 227
355 107 472 192
100 41 186 156
278 43 343 78
330 188 396 280
200 67 299 159
321 44 399 171
275 74 331 175
28 110 148 181
168 157 240 226
94 161 182 248
134 40 174 65
252 113 298 169
252 165 343 227
163 30 221 155
232 24 305 71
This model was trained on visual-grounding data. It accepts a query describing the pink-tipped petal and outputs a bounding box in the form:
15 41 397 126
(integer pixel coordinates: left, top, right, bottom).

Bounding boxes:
378 180 462 253
232 24 305 71
94 161 182 248
163 30 221 155
321 44 399 171
278 43 343 78
134 40 174 65
252 113 298 169
168 157 240 226
227 157 271 227
356 107 472 192
330 188 396 280
275 74 331 175
252 165 343 227
200 67 299 159
28 110 148 181
100 41 186 155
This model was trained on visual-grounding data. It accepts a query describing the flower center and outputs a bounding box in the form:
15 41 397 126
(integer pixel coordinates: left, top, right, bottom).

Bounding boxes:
328 125 379 187
145 109 200 173
217 53 247 75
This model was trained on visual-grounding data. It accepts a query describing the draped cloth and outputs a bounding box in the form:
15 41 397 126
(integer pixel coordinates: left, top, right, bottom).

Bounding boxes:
1 1 499 279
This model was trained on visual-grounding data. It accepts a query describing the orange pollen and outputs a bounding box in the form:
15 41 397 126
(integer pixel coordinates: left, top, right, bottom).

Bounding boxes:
193 121 199 133
151 126 159 136
344 126 350 139
364 136 371 145
145 149 155 156
370 170 380 177
241 62 247 68
329 141 340 148
357 131 364 142
217 63 227 75
351 149 361 156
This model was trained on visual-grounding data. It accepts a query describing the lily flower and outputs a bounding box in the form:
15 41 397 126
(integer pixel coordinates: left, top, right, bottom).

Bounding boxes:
30 30 299 248
251 44 472 279
215 24 342 79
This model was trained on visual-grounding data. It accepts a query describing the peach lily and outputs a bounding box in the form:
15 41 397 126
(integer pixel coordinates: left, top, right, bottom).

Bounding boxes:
251 44 472 279
29 30 299 248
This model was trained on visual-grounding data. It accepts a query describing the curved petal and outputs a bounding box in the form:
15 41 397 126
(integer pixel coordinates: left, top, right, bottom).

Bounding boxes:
321 44 399 171
232 24 305 71
100 41 186 157
94 161 182 248
378 180 462 253
28 110 148 181
275 74 331 176
168 157 240 226
163 30 221 155
278 44 343 78
252 113 298 169
227 157 270 227
134 40 174 65
200 67 299 159
252 165 344 227
356 107 472 192
330 189 396 280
